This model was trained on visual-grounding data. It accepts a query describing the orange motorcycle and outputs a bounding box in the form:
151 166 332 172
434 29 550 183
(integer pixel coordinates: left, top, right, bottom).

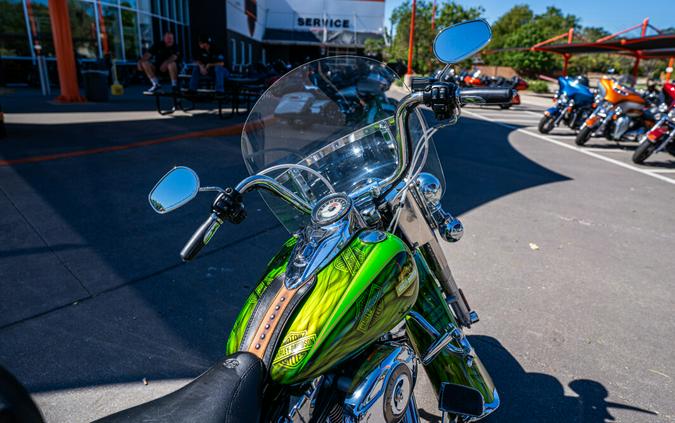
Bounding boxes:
575 77 655 146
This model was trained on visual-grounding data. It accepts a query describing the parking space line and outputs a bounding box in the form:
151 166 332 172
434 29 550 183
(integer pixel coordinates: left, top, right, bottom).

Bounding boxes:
463 109 675 186
647 169 675 173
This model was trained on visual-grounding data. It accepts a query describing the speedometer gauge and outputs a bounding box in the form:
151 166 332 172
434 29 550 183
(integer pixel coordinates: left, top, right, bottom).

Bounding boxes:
312 193 352 225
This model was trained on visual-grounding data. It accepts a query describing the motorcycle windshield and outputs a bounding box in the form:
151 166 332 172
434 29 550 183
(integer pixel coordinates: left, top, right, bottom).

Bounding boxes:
241 56 445 232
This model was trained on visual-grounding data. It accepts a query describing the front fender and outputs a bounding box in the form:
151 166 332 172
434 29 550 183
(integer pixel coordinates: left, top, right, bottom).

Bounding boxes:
544 106 560 117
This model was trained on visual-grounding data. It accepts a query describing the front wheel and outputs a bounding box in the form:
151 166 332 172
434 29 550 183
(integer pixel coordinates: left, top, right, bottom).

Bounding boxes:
499 104 511 109
538 115 555 134
632 140 658 164
575 126 593 146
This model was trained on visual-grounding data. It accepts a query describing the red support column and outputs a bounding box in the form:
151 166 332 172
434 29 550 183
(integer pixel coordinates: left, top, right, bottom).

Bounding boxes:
632 18 649 82
562 28 574 76
666 57 674 81
431 0 436 32
406 0 416 75
48 0 84 102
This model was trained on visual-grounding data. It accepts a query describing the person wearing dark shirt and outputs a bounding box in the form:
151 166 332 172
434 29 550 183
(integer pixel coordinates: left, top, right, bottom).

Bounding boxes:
137 31 179 93
189 35 229 94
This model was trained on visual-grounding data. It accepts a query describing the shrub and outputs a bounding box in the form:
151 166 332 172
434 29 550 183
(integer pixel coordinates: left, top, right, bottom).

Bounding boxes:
528 80 549 93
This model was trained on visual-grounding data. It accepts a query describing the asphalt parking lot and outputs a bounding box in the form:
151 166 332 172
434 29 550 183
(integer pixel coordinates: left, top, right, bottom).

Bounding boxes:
1 91 673 422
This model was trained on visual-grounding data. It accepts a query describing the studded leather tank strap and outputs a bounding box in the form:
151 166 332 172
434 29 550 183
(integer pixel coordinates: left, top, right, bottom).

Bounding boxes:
245 277 314 364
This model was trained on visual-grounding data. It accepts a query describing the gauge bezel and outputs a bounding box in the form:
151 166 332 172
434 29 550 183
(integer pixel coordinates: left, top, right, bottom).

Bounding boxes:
311 193 352 226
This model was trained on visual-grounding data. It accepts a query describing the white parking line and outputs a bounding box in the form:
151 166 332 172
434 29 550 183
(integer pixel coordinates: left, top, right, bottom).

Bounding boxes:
463 109 675 186
647 169 675 173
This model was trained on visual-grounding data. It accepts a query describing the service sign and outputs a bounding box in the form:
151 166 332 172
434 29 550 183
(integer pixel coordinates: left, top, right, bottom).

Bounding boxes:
227 0 385 41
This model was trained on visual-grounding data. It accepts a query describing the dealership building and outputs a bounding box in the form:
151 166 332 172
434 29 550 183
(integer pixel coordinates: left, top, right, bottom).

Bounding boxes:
0 0 385 88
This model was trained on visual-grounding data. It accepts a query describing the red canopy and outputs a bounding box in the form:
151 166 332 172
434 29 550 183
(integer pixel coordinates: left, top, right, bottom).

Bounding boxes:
530 20 675 79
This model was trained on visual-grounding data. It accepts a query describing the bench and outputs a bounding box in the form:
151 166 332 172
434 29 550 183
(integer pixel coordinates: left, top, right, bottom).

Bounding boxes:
144 73 266 119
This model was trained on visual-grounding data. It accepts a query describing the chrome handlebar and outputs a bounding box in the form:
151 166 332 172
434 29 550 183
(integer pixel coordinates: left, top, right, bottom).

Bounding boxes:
235 174 312 214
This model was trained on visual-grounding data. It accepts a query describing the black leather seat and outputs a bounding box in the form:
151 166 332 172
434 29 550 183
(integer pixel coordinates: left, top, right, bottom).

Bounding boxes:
95 352 264 423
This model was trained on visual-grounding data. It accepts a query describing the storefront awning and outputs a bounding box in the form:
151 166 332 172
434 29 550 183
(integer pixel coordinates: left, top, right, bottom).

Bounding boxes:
263 29 382 47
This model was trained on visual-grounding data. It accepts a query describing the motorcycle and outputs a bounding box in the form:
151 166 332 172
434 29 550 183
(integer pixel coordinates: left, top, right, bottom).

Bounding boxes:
632 81 675 164
458 69 525 109
538 75 594 134
83 21 515 423
575 77 655 146
274 63 396 129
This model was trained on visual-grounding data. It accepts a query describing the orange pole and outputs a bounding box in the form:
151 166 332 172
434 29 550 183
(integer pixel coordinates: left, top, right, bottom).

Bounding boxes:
406 0 416 75
666 57 674 81
431 0 436 32
48 0 84 102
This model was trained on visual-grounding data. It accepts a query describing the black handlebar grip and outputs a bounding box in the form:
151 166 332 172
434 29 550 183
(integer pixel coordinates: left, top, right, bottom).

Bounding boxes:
180 213 222 262
459 88 515 105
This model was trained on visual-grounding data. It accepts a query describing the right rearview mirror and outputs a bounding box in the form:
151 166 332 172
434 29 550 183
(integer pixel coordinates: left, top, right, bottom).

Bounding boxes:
148 166 200 214
433 19 492 64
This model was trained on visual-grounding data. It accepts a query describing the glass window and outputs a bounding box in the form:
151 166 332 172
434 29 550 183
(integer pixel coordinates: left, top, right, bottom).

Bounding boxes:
137 0 151 14
151 15 161 44
119 0 136 9
121 8 138 60
101 5 123 60
175 0 182 24
0 0 31 57
138 12 153 52
26 0 55 56
69 0 98 59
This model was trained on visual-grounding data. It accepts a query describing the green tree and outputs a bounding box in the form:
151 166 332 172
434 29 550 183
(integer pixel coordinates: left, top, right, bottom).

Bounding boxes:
388 1 483 75
483 5 533 66
497 7 579 76
364 38 386 59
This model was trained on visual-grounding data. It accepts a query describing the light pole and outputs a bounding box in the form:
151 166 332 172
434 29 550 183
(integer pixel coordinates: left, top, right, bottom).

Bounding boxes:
406 0 417 76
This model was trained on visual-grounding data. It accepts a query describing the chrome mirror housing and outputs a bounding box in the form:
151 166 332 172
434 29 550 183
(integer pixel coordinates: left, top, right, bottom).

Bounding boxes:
148 166 200 214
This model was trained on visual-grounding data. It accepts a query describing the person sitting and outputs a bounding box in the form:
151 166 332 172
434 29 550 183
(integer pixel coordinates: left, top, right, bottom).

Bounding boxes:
138 31 180 94
189 35 229 96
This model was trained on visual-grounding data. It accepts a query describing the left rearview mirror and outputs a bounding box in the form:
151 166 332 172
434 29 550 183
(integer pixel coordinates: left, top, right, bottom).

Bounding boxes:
433 19 492 64
148 166 200 214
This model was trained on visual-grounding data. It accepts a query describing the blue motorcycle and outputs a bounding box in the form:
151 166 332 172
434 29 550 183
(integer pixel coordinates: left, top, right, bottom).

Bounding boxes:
538 76 595 134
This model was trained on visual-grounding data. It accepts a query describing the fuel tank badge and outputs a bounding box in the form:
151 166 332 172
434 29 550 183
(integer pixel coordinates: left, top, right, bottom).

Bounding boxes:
273 330 317 369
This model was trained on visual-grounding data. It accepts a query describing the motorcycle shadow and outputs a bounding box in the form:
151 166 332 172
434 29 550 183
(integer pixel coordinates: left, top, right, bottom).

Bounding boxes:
466 335 656 423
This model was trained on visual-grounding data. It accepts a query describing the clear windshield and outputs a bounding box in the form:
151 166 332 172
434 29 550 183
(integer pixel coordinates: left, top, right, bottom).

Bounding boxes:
241 56 445 232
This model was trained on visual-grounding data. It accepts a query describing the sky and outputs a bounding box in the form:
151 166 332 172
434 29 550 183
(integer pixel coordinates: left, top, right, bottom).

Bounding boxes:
384 0 673 35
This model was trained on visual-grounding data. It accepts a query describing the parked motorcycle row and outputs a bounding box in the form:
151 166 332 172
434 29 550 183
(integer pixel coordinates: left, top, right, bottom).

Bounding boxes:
433 68 528 109
538 74 675 164
456 69 528 109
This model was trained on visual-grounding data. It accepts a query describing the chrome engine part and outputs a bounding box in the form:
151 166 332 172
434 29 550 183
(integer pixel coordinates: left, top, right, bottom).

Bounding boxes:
341 343 419 422
415 172 463 243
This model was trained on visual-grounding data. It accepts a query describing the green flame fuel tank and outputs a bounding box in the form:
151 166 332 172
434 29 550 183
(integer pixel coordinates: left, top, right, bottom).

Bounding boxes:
226 231 419 385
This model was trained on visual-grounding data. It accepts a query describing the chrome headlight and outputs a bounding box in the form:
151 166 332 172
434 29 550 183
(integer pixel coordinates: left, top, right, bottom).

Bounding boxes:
557 92 569 105
659 103 669 113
